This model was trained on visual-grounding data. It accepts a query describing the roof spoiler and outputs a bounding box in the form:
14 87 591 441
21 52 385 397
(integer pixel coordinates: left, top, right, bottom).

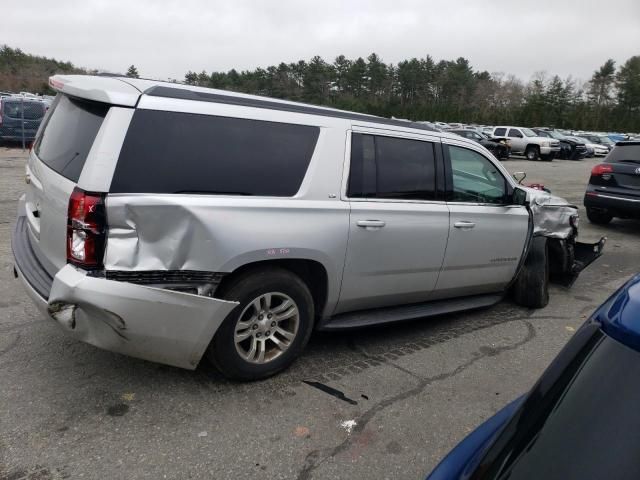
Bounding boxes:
49 75 141 107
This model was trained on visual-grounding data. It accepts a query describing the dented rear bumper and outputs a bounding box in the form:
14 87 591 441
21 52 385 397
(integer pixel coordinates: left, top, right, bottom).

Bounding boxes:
16 261 238 369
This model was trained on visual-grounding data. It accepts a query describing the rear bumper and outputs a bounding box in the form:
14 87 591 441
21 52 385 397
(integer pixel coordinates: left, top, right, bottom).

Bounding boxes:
584 191 640 217
13 215 239 370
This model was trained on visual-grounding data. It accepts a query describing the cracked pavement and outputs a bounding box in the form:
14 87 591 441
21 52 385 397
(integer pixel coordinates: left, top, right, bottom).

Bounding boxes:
1 148 639 479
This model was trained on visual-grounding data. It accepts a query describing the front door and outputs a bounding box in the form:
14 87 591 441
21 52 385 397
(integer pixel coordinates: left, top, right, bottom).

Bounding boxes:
336 130 450 314
434 142 530 299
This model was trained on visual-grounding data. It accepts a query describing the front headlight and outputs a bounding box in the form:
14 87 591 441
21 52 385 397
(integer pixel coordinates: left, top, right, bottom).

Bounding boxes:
570 214 579 230
542 141 550 147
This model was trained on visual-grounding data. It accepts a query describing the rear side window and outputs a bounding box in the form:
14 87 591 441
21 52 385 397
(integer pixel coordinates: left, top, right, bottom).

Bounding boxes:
348 133 436 200
508 128 523 138
494 128 507 136
111 110 320 196
34 94 110 182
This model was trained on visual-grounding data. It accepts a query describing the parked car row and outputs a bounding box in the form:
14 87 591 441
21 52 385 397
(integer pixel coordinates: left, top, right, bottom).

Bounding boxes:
428 121 638 162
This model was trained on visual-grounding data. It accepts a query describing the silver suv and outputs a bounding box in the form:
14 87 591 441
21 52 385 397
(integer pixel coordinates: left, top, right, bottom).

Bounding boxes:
12 76 604 380
493 126 561 161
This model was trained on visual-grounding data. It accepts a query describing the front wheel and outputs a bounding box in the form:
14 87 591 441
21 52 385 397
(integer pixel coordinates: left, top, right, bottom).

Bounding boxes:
207 268 314 380
511 237 549 309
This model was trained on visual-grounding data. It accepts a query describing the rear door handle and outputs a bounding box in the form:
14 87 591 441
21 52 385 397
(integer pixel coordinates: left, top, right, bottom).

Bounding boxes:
356 220 386 229
454 221 476 229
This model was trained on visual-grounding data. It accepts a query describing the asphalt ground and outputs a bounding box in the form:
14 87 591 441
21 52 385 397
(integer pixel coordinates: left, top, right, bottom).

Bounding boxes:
1 148 639 480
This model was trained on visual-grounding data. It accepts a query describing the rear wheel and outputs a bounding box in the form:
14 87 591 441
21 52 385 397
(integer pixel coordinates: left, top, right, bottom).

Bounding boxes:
525 146 539 161
207 268 314 381
511 237 549 309
586 207 613 225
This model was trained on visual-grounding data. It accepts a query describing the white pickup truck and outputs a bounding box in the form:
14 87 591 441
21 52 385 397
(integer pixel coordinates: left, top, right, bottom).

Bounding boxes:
493 126 561 161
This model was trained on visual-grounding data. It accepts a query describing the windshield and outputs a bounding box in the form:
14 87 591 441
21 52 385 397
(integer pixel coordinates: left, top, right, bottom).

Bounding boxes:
599 136 614 145
522 128 537 137
548 131 565 140
472 327 640 480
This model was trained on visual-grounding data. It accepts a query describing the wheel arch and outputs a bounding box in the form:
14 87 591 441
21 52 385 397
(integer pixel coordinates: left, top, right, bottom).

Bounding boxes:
216 258 331 321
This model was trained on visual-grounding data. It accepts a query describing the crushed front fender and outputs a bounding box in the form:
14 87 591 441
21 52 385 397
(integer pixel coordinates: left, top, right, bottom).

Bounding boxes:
48 265 239 369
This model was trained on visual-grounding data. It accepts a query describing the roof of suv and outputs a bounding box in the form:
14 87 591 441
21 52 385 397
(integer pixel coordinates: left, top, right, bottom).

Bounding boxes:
50 75 438 133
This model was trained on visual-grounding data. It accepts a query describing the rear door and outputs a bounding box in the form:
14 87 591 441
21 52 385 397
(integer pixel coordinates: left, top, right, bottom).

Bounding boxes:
435 140 529 298
337 129 450 313
24 94 111 273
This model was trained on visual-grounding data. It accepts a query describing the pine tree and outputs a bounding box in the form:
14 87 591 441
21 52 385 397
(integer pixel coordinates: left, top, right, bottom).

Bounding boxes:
126 65 139 78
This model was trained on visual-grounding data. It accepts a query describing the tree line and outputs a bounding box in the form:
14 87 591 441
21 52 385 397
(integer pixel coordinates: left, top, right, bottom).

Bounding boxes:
186 54 640 132
1 44 638 131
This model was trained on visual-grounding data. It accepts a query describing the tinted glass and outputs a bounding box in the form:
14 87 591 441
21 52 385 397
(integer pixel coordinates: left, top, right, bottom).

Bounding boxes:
494 128 507 136
111 110 320 196
348 133 436 200
605 143 640 163
508 128 523 138
448 145 507 204
34 94 110 182
472 330 640 480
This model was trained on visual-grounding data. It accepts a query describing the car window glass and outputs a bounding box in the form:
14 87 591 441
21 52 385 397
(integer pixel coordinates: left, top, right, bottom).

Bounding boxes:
34 94 109 182
112 110 320 196
508 128 523 138
448 145 507 204
494 128 507 136
348 133 436 201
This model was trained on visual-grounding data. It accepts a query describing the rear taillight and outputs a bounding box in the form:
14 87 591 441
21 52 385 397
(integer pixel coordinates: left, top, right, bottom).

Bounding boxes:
66 187 107 269
591 164 613 176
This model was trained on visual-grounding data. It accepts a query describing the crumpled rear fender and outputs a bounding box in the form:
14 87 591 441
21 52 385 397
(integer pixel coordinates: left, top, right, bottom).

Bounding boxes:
48 265 239 369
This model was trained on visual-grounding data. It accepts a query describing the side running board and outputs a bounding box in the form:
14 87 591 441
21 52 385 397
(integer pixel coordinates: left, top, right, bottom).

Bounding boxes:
319 293 503 331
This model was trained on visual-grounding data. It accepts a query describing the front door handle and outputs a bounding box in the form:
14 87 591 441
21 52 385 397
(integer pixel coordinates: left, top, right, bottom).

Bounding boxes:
356 220 386 229
454 221 476 229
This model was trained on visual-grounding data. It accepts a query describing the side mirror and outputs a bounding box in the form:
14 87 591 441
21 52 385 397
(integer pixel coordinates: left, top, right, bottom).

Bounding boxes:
511 187 528 206
513 171 527 184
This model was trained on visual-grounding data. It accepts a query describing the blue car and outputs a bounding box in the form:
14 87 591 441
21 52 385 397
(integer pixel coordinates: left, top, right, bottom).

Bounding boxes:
427 273 640 480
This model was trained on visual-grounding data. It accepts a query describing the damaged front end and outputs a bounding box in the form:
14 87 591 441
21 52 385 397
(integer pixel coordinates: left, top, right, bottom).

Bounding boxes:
47 265 238 369
525 187 606 286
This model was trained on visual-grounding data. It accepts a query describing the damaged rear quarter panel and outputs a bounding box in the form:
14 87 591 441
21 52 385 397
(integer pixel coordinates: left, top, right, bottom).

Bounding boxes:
103 195 350 315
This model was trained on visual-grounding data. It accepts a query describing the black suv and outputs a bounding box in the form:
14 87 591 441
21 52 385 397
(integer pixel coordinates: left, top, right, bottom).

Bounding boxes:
533 128 588 160
584 141 640 224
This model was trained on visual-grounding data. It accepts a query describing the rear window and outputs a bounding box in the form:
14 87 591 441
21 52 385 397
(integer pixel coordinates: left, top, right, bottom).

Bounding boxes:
110 110 320 196
2 100 47 119
605 143 640 163
34 94 110 182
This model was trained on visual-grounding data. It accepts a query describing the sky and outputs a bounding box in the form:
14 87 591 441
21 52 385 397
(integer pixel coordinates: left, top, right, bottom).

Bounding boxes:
6 0 640 84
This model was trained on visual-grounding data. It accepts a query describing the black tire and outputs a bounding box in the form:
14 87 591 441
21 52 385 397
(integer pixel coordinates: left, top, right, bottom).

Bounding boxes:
511 237 549 309
586 207 613 225
207 267 314 381
525 146 539 161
